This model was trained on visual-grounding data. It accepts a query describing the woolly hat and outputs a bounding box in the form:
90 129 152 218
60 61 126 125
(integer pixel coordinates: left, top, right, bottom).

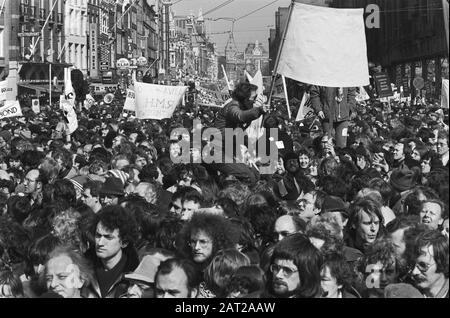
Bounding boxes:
108 170 129 187
390 167 416 192
0 130 12 142
321 195 349 217
384 284 423 298
99 177 125 197
69 175 89 194
283 152 299 162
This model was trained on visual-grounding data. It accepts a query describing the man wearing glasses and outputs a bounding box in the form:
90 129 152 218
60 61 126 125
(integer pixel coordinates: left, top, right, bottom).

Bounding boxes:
410 229 449 298
267 233 323 298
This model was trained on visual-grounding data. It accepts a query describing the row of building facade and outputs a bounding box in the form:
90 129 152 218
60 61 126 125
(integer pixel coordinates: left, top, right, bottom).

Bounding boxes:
1 0 164 99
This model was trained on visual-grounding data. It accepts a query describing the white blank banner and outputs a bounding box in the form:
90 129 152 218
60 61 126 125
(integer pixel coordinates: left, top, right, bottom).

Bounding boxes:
278 3 370 87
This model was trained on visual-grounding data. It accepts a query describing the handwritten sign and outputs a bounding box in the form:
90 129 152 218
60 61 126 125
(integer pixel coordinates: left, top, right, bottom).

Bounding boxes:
134 82 187 120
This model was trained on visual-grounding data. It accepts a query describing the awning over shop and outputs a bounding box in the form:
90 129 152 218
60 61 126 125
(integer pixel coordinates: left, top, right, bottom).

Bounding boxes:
18 83 62 94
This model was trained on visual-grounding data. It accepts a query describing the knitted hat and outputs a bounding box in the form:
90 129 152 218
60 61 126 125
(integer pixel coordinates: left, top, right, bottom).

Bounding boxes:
384 284 423 298
321 195 349 217
69 175 89 194
0 130 11 142
390 168 416 192
99 177 124 197
283 152 299 162
108 170 130 186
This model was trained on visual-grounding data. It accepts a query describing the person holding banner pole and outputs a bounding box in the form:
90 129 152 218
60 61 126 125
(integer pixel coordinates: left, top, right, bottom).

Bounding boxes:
211 82 269 184
310 86 357 149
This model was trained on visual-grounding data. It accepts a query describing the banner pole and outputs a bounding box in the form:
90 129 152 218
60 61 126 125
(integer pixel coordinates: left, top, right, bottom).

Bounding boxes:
268 0 295 105
282 75 291 119
221 64 232 92
49 63 52 106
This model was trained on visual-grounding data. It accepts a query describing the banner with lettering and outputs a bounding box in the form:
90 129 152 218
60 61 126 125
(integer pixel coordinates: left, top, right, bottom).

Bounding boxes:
373 73 394 98
198 86 231 107
134 83 188 120
123 89 136 111
0 100 23 119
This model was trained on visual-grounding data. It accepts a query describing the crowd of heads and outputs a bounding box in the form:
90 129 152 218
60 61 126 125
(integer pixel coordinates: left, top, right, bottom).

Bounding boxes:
0 83 448 299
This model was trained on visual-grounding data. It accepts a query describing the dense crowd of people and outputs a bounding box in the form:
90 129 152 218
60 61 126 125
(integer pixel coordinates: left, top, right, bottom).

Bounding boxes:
0 79 448 299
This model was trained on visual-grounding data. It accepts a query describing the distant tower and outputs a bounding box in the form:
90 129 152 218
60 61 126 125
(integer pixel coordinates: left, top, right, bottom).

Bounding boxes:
196 8 205 34
225 31 239 61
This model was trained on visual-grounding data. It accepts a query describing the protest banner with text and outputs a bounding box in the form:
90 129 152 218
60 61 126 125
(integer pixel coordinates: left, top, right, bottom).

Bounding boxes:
373 73 394 98
135 82 187 120
0 100 23 119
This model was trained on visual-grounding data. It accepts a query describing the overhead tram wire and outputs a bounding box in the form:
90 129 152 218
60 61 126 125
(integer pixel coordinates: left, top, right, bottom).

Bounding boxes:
234 0 282 22
203 0 236 17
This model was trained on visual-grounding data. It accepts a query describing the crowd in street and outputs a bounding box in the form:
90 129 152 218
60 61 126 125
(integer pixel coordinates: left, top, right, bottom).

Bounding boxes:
0 80 448 299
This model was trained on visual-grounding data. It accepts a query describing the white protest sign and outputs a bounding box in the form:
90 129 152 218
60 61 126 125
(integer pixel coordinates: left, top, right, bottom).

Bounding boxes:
356 86 370 102
60 99 78 134
0 80 14 102
123 89 136 111
32 99 40 114
246 69 265 142
134 82 187 120
296 92 310 122
278 3 369 87
62 67 76 109
0 100 23 119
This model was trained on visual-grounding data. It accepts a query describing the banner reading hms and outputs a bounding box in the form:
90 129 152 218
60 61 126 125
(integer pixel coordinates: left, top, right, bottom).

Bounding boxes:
135 82 187 120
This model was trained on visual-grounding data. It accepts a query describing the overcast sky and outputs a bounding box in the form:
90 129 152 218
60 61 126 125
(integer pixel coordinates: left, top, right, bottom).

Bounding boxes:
171 0 291 54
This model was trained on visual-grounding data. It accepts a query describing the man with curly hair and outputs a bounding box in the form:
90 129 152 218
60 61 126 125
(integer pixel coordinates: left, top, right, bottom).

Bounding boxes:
358 238 401 298
177 214 240 271
85 205 140 298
